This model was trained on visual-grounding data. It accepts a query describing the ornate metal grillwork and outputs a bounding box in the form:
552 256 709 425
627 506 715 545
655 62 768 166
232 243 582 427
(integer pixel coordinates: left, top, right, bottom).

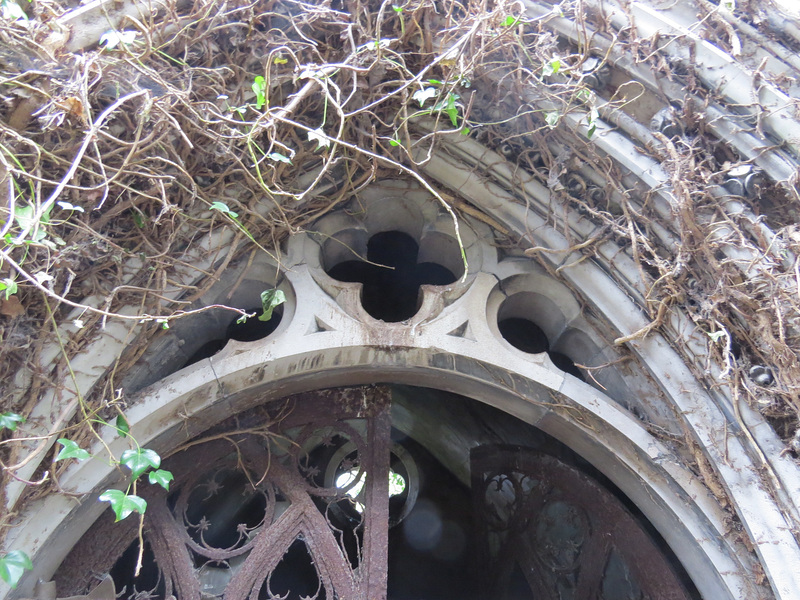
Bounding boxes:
471 445 694 600
56 386 395 600
55 392 696 600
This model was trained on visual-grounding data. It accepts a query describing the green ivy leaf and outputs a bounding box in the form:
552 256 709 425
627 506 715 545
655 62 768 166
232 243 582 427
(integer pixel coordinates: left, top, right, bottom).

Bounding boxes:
543 57 561 76
307 127 331 150
13 205 34 230
0 278 17 299
120 448 161 479
252 75 267 110
130 210 145 229
586 106 600 139
544 111 560 128
210 201 238 218
259 288 286 322
1 0 27 21
116 414 130 436
0 551 33 588
502 15 521 27
55 438 91 462
0 412 24 432
56 201 85 213
99 489 147 522
148 469 174 490
412 87 437 107
268 152 293 165
445 92 459 126
99 30 137 49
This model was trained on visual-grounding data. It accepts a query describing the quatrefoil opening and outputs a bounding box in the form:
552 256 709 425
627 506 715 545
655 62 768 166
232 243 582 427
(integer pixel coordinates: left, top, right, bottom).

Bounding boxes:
326 230 462 322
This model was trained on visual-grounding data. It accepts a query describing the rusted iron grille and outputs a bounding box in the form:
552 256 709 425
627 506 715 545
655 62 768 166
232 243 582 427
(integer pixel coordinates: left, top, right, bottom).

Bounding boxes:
56 390 697 600
471 445 694 600
56 386 392 600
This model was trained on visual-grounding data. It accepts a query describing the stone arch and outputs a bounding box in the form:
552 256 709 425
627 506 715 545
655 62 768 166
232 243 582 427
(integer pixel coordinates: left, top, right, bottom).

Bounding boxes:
3 2 800 599
4 182 796 599
6 344 749 600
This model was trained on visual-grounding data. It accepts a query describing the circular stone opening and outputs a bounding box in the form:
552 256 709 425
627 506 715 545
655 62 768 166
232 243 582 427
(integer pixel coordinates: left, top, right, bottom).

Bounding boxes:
496 294 584 381
182 306 284 367
226 304 284 342
497 317 549 354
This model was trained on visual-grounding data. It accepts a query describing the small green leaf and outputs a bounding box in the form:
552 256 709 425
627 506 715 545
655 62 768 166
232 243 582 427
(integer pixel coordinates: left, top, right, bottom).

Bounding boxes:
586 106 600 139
252 75 267 110
0 412 24 432
120 448 161 479
460 126 471 136
56 201 85 213
273 55 288 65
268 152 293 165
55 438 91 462
116 414 130 436
427 79 443 85
412 87 437 107
577 88 593 103
13 205 35 230
33 271 53 285
1 0 27 20
259 288 286 322
210 201 238 218
0 278 17 299
445 92 459 126
130 210 145 229
99 489 147 522
0 551 33 589
392 4 402 12
148 469 174 490
389 138 401 147
502 15 521 27
307 127 331 150
544 111 559 128
99 30 138 49
543 57 561 76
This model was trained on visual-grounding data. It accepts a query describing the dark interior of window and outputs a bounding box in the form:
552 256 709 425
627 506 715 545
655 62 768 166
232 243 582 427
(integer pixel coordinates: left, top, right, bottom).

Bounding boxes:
327 231 457 322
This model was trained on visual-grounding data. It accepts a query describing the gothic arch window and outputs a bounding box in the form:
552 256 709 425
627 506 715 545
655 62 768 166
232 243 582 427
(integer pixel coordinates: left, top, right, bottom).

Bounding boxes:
53 387 697 600
7 180 784 600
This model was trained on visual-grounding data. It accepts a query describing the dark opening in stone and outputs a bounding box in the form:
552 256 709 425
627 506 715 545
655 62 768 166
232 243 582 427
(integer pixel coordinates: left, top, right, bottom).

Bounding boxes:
549 351 585 381
227 305 283 342
498 317 585 382
498 317 549 354
327 231 457 322
182 306 283 367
